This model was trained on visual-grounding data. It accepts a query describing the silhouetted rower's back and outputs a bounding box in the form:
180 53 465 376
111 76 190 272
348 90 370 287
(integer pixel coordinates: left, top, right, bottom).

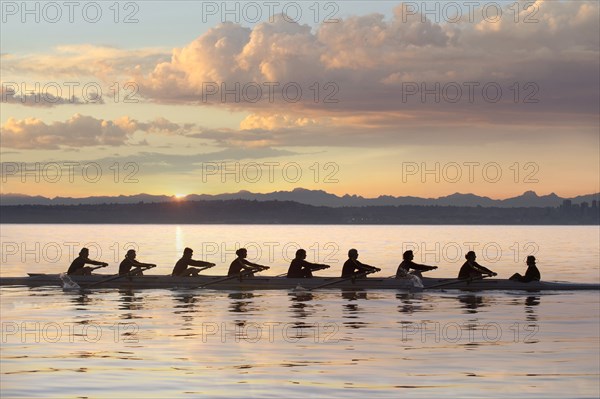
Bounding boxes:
510 256 541 282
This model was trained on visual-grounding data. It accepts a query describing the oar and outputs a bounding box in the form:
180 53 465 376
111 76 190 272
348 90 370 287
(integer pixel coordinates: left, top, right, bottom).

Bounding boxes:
82 265 156 288
424 274 489 290
200 267 268 288
310 269 379 290
90 264 108 272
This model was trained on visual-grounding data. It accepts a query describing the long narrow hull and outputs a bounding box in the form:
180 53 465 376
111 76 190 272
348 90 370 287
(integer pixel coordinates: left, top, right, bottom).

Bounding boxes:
0 274 598 291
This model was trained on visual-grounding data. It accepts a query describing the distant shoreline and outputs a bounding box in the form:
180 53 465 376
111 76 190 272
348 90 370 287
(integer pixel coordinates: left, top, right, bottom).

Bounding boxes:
2 189 599 208
2 200 598 225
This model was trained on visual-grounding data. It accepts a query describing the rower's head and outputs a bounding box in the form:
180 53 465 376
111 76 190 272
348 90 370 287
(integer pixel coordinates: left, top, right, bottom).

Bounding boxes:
526 255 536 265
348 249 358 259
465 251 476 261
126 249 136 259
295 249 307 260
183 247 193 258
79 248 89 257
403 250 414 261
236 248 247 258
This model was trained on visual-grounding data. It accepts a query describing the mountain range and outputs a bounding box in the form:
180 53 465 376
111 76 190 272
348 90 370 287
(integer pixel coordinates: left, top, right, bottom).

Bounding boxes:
1 189 598 208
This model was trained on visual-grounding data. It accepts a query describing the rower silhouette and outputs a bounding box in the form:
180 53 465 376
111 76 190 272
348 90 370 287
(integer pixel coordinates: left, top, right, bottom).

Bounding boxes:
119 249 156 276
67 247 108 275
395 250 437 278
509 256 541 282
341 249 380 277
457 251 497 279
172 247 215 277
287 249 330 278
228 248 269 276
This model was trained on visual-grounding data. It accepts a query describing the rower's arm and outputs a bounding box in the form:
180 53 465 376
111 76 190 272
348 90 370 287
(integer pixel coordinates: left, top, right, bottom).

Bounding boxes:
410 261 437 271
85 258 108 266
131 259 156 268
311 263 330 271
354 260 379 272
303 260 329 270
237 259 258 271
473 262 495 275
188 259 215 267
242 258 268 270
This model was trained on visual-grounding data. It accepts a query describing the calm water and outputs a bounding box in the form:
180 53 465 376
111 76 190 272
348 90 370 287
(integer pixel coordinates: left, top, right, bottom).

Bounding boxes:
1 225 599 398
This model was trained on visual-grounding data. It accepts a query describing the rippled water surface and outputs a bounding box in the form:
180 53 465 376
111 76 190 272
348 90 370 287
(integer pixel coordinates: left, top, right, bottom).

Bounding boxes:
1 225 599 398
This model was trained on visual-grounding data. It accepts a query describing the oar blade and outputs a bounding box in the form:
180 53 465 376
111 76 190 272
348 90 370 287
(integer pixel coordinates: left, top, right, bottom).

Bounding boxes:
59 273 81 290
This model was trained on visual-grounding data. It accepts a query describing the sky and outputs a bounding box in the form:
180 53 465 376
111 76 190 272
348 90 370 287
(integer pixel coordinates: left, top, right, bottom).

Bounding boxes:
1 0 599 199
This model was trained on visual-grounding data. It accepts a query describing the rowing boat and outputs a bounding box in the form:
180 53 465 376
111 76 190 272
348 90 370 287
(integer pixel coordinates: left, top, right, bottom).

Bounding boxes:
0 274 598 291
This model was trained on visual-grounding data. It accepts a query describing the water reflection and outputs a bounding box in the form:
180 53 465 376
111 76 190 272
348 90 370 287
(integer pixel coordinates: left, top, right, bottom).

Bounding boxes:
396 293 425 314
288 291 314 319
341 289 368 329
342 290 367 302
509 295 540 322
457 294 488 313
170 291 201 336
228 292 256 314
66 290 93 310
286 291 316 340
118 289 144 320
172 291 199 311
525 296 540 322
523 296 540 342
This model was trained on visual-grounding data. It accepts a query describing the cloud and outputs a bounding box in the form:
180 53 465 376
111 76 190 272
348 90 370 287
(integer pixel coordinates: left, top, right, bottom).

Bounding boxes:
190 106 599 148
0 114 194 149
1 45 169 109
1 84 103 107
137 1 598 127
1 45 169 82
78 148 299 176
1 1 597 149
